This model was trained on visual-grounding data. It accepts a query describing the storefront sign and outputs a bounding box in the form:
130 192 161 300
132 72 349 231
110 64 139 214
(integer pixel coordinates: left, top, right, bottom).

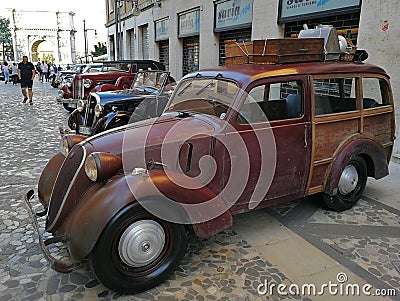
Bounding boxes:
279 0 361 23
178 9 200 37
155 18 169 41
214 0 253 32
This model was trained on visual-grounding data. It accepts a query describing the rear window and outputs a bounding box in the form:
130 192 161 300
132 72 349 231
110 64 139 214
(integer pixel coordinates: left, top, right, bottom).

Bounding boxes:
362 77 390 108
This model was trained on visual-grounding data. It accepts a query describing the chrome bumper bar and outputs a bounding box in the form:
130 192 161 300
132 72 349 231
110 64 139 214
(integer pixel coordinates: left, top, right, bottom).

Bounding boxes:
23 189 76 273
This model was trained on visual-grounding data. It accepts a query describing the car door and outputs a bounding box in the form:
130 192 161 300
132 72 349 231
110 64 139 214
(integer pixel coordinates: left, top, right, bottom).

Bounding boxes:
225 76 312 211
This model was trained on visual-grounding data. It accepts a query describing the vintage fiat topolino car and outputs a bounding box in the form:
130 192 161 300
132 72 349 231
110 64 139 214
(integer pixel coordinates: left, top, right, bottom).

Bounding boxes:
67 70 176 136
57 60 165 112
25 36 395 294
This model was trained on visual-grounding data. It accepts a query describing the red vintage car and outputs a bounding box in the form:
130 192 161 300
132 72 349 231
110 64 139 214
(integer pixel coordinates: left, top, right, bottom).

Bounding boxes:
57 60 165 112
26 42 395 294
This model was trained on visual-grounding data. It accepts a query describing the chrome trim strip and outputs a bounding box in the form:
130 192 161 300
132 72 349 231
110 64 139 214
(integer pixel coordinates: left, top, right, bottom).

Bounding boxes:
47 146 87 231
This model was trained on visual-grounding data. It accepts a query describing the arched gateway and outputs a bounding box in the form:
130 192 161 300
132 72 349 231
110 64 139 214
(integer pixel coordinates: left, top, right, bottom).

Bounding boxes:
8 9 76 64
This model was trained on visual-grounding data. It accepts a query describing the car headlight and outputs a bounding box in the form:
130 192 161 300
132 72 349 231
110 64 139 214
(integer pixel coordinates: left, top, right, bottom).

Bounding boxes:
60 134 86 156
63 78 72 87
77 100 85 112
57 90 64 98
83 79 93 89
94 104 103 117
84 152 122 182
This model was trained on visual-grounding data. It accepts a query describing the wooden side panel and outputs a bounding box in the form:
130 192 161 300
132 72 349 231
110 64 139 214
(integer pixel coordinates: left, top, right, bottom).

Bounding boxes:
313 119 360 161
364 111 393 145
307 116 360 194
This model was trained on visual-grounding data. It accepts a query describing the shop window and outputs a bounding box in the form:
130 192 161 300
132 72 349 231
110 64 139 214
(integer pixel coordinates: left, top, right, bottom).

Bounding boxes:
159 40 169 71
182 36 199 76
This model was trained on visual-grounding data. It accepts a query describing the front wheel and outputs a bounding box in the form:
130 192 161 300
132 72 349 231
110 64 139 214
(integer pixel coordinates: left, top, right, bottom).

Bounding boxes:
323 156 367 211
90 203 188 294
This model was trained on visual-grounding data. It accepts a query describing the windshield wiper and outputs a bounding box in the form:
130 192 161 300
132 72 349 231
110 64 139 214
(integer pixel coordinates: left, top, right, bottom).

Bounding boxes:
177 82 192 96
195 80 213 95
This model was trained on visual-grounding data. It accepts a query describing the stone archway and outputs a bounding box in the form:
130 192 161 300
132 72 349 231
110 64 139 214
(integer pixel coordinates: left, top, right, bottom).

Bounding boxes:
8 9 77 64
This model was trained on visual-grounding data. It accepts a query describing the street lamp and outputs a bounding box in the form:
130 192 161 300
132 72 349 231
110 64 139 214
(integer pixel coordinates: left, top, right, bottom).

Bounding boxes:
83 19 97 64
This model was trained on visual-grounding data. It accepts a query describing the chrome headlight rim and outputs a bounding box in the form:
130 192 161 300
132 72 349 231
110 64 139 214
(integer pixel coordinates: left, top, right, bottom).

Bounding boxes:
94 104 103 117
83 79 93 89
84 154 98 182
77 100 85 112
60 135 87 157
84 152 122 182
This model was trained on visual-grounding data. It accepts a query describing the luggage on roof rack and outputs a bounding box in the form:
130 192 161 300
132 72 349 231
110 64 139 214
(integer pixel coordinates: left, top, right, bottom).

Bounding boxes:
224 38 325 65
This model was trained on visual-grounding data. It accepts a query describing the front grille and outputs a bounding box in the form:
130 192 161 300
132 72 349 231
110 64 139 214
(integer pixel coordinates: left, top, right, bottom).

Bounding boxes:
73 78 83 99
84 94 98 127
46 145 85 230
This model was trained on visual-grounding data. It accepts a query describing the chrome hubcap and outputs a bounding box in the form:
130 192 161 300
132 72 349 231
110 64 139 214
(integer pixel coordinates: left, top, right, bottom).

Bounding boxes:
118 220 165 267
338 164 359 195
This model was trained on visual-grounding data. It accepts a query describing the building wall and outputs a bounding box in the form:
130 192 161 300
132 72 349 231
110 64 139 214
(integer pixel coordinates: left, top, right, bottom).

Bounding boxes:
357 0 400 155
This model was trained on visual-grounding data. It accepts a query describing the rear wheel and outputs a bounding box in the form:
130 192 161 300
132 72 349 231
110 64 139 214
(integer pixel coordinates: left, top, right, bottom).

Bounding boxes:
323 156 367 211
90 203 187 294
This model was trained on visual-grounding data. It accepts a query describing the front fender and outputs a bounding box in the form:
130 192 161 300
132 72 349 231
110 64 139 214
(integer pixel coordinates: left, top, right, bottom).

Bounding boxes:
324 135 389 196
65 170 231 259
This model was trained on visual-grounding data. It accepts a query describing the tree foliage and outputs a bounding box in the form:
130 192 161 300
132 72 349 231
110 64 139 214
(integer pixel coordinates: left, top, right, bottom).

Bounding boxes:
91 42 107 57
0 17 14 61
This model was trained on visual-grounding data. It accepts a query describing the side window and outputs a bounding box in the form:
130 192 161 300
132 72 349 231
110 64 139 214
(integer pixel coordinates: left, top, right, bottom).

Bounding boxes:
362 77 389 108
314 77 357 115
238 80 303 124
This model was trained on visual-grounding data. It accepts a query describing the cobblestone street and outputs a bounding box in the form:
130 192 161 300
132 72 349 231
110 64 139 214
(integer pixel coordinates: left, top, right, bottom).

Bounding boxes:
0 79 399 301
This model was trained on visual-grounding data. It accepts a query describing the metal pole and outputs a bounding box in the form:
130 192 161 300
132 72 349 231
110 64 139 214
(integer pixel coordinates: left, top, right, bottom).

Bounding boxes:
84 19 88 64
115 0 119 60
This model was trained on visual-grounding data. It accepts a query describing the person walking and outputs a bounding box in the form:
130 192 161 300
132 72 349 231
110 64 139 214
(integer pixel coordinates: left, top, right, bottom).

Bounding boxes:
18 56 36 105
40 61 48 82
3 61 10 84
11 63 19 85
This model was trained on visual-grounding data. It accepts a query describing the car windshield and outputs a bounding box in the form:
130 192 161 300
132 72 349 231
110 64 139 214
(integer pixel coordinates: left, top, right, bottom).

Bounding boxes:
167 78 238 119
101 62 131 73
131 71 167 94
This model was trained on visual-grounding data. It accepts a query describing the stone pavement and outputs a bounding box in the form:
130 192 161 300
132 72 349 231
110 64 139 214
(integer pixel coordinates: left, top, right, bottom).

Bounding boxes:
0 79 399 300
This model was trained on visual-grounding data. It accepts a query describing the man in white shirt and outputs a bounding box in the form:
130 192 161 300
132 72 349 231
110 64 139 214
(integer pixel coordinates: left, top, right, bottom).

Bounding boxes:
40 61 48 82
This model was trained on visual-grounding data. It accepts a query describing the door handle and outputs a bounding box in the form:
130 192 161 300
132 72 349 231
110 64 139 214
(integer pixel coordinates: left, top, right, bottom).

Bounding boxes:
304 125 308 148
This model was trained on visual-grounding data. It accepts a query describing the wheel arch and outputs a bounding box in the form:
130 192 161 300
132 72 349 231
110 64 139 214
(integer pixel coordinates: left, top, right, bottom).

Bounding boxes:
323 134 389 196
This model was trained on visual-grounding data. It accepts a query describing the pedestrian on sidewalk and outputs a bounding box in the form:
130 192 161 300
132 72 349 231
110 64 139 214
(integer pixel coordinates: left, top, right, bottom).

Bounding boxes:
11 63 19 85
3 61 10 84
18 56 36 105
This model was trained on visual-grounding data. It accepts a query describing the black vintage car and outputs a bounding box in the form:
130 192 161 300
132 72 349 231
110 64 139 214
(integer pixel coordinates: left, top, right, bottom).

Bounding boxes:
68 70 176 136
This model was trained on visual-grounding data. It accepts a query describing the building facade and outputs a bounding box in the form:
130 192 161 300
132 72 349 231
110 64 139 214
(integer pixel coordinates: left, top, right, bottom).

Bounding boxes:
105 0 400 156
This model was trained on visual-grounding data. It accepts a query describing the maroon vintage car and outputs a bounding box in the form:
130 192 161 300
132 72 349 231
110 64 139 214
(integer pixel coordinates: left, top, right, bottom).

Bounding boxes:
57 60 165 112
25 43 395 294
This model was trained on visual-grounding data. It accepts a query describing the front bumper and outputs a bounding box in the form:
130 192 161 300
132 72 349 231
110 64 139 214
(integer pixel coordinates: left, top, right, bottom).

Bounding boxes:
24 189 76 273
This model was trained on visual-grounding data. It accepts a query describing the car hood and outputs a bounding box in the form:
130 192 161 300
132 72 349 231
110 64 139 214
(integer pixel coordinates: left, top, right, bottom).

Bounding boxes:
85 111 222 171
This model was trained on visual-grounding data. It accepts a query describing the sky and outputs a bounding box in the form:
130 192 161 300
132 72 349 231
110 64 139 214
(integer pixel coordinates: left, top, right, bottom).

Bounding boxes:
1 0 107 54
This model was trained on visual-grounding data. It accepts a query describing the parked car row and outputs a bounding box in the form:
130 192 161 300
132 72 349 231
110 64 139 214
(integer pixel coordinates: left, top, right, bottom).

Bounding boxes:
25 27 395 295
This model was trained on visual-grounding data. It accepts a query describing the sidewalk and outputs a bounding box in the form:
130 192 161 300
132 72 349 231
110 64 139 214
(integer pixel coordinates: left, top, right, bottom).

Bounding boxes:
233 159 400 300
